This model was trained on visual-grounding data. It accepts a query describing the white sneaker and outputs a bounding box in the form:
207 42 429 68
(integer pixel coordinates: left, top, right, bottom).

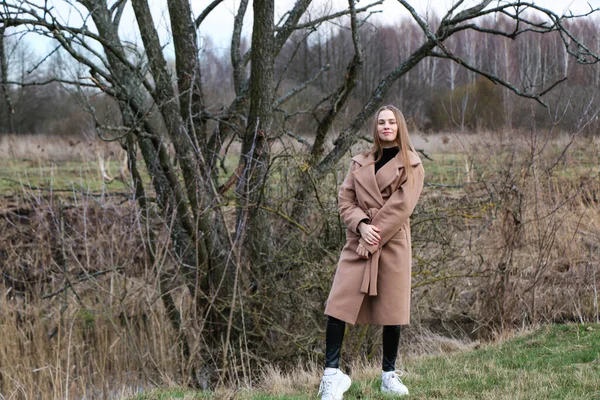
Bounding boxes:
381 370 409 396
318 369 351 400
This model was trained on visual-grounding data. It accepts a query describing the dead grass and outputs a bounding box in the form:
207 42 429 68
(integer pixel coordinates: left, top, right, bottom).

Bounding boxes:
0 133 122 161
126 323 600 399
0 131 599 398
0 190 184 399
408 130 600 330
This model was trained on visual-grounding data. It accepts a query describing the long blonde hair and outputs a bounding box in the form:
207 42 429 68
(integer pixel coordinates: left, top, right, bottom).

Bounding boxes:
365 105 416 185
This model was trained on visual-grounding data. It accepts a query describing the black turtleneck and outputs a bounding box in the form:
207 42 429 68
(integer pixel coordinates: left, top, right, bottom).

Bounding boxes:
374 146 399 173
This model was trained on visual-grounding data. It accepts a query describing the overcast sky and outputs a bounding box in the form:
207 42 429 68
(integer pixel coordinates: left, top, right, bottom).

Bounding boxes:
196 0 600 51
20 0 600 56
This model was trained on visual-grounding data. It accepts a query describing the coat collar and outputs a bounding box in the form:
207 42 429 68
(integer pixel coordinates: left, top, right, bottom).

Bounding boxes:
351 150 422 207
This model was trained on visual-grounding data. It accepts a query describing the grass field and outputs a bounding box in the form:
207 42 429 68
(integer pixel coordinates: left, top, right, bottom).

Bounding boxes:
0 158 132 193
0 134 131 195
1 132 599 399
1 132 597 196
127 323 600 399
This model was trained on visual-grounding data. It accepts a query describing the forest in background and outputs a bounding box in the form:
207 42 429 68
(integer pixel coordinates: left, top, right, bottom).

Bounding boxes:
1 14 599 137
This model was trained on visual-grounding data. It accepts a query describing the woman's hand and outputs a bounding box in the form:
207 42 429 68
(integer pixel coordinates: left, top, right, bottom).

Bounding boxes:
356 243 369 259
358 222 381 246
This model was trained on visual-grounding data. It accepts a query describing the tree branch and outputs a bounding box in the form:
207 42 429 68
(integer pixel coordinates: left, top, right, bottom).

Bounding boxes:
238 0 384 69
429 50 565 107
274 26 316 94
284 130 311 147
445 0 492 24
314 39 436 177
231 0 249 95
1 5 156 94
194 0 224 27
2 78 99 88
308 0 364 163
280 0 384 32
26 44 61 74
0 27 15 132
273 0 312 54
273 63 329 108
110 0 128 27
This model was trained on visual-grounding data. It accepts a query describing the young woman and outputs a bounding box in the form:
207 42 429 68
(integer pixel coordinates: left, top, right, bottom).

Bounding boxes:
318 105 425 399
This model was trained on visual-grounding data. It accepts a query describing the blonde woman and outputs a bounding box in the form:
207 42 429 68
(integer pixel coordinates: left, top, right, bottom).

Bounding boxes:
318 105 425 399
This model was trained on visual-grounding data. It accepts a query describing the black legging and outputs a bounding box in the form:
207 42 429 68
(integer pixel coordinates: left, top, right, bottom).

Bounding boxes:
325 316 401 372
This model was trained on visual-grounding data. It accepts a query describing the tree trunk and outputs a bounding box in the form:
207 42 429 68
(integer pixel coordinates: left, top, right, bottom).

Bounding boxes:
167 0 207 155
236 0 275 267
0 27 15 132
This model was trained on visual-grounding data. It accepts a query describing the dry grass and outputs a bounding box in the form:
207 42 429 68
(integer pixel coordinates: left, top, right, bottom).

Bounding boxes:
128 324 600 399
233 327 474 398
0 133 131 196
0 189 185 398
0 131 599 398
140 329 474 399
0 133 122 162
409 130 600 329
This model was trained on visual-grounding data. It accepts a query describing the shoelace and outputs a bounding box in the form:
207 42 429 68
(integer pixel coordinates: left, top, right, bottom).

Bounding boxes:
318 377 333 396
384 370 405 387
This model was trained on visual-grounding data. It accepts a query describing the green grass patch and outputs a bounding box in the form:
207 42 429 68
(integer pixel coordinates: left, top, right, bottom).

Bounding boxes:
0 158 140 195
132 324 600 399
2 145 597 198
0 153 471 197
422 153 468 185
406 324 600 399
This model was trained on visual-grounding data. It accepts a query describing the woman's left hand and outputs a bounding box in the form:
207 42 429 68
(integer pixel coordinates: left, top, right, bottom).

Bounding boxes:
356 243 369 259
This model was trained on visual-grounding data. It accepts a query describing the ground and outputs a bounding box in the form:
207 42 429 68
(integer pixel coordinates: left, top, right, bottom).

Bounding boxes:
128 323 600 399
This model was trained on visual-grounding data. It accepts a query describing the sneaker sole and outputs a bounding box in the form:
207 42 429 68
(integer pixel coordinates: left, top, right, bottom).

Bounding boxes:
381 386 409 396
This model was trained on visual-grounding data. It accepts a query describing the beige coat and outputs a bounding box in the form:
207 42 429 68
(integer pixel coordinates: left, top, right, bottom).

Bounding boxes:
324 150 424 325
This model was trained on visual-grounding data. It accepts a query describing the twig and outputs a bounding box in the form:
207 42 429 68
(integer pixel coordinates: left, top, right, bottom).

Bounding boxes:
284 130 311 147
1 79 98 88
42 267 125 299
273 64 330 108
280 0 384 32
255 204 311 235
0 178 133 199
429 50 556 107
274 27 318 94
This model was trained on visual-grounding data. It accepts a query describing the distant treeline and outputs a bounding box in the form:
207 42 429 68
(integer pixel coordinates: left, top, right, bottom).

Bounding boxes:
1 14 599 136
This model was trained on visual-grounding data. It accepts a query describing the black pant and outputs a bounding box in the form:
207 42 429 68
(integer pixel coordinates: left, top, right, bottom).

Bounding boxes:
324 316 401 372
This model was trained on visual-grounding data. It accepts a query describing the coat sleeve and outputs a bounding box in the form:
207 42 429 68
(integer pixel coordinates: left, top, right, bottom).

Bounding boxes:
338 161 370 234
359 163 424 254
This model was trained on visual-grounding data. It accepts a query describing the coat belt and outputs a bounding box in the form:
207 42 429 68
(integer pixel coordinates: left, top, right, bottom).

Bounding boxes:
360 207 381 296
360 250 381 296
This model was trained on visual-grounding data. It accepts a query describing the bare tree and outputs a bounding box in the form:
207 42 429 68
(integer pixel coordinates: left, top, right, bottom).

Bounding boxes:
1 0 599 387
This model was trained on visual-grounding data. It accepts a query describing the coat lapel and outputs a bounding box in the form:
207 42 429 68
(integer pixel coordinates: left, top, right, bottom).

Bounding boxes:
351 154 384 207
375 154 401 192
376 150 423 192
352 150 422 207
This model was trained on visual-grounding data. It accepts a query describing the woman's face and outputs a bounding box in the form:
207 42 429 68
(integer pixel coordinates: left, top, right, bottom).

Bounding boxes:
377 109 398 148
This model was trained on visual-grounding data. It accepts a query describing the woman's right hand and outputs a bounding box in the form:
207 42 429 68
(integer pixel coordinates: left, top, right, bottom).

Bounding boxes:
358 222 381 246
